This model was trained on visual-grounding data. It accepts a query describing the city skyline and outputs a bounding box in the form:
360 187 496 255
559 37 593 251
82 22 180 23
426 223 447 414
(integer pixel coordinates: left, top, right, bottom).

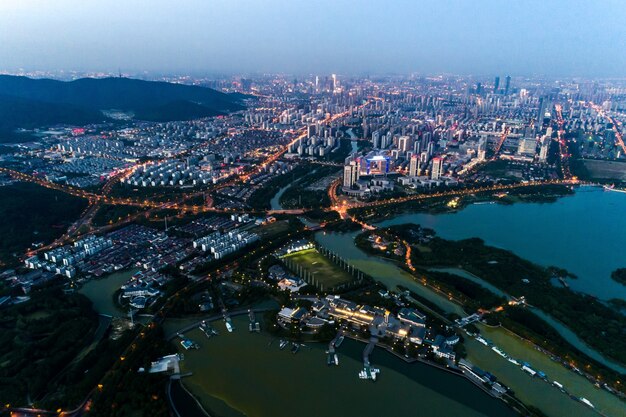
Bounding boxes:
1 0 626 77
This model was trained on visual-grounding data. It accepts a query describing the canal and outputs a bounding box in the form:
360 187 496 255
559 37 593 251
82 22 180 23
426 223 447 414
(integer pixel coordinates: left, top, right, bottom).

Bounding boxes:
431 267 626 374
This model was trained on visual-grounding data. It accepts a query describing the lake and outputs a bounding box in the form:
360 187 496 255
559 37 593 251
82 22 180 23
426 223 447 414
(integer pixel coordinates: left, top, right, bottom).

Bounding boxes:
377 186 626 301
172 316 516 417
79 269 137 317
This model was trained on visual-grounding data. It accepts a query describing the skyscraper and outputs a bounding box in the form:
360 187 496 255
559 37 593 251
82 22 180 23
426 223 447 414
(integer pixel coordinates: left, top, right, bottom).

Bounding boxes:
431 157 443 180
343 160 360 188
504 75 511 95
409 154 420 177
494 76 500 93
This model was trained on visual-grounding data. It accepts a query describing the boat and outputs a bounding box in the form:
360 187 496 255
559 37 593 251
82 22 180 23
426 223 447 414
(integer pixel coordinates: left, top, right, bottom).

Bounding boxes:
552 381 564 390
291 343 300 354
358 367 380 381
603 184 626 194
199 321 213 338
334 335 345 348
279 340 288 350
522 364 537 376
507 357 520 366
334 354 339 365
224 317 234 333
180 338 199 350
580 398 595 408
492 346 507 358
475 336 489 346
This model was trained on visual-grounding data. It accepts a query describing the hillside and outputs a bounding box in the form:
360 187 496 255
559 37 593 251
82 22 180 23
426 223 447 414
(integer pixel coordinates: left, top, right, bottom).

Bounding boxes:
0 75 245 135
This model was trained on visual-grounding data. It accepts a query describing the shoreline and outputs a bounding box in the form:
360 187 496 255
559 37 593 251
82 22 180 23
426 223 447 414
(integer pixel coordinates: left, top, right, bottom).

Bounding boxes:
169 318 521 417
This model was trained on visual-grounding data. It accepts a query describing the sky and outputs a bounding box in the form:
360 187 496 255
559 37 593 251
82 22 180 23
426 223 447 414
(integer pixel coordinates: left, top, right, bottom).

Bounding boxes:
1 0 625 77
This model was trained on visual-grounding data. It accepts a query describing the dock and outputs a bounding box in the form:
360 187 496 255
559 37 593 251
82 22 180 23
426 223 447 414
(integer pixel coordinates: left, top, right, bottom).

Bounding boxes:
363 337 377 367
248 309 260 332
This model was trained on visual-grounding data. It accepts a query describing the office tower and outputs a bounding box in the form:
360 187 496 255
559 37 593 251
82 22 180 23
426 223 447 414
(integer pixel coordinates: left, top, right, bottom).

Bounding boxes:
332 74 338 92
409 154 420 177
504 75 511 95
431 157 443 180
343 160 360 188
476 82 482 95
315 76 319 92
494 76 500 93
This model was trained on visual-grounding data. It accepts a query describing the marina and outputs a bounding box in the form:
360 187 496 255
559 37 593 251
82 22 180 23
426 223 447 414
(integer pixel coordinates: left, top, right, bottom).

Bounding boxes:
171 316 516 417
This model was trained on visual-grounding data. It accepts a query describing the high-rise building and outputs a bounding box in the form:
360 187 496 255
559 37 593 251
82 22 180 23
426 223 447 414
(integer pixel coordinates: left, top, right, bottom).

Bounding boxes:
413 140 421 154
504 75 511 95
398 136 411 153
539 136 550 162
427 141 435 156
409 154 420 177
343 160 360 188
494 76 500 93
372 130 380 148
431 157 443 180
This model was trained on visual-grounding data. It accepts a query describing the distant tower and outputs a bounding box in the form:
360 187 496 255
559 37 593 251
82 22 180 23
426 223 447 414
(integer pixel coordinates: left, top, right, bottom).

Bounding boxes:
409 154 420 177
504 75 511 95
431 157 443 180
494 76 500 93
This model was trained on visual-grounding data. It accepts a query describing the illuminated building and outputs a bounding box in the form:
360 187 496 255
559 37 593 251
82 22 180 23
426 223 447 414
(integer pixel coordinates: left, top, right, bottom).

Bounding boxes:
409 154 420 177
431 156 443 180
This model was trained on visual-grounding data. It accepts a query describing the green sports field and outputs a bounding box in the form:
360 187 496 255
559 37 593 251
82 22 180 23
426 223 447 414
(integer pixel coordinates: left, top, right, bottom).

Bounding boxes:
282 248 354 289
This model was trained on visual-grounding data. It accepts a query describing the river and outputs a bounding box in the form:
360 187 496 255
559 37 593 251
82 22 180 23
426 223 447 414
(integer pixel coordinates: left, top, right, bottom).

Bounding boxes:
171 316 516 417
270 184 290 210
432 266 626 373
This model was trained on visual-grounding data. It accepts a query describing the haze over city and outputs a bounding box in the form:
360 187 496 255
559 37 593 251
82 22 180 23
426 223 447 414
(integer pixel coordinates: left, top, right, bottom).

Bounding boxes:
1 2 626 417
1 0 626 76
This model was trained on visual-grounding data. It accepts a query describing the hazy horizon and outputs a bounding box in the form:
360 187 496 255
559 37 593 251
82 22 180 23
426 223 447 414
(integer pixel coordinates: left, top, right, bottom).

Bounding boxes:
1 0 625 77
